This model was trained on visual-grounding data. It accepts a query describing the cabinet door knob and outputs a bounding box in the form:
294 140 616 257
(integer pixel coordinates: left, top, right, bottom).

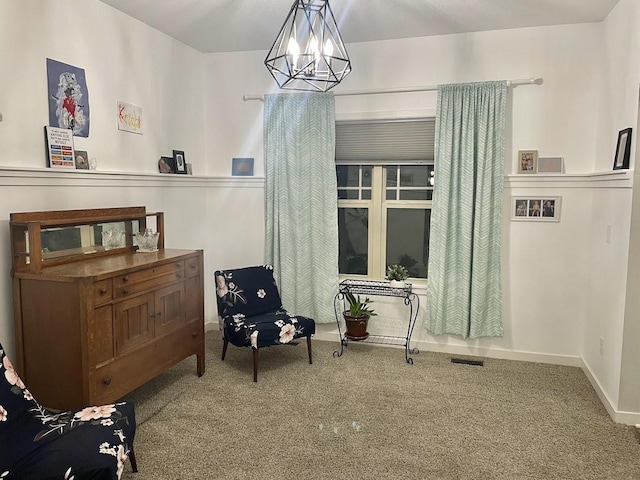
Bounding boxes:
122 275 129 282
103 377 112 386
192 331 198 339
122 289 130 295
99 288 107 295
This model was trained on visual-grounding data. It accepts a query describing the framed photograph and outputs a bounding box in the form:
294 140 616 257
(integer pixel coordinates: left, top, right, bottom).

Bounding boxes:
232 157 254 176
173 150 187 174
537 157 564 173
74 150 89 170
44 125 75 169
613 127 632 170
158 156 175 174
517 150 538 174
511 196 561 222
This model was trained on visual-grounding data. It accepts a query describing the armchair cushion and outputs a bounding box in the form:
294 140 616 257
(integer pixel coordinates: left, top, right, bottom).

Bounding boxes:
0 344 136 480
215 265 283 318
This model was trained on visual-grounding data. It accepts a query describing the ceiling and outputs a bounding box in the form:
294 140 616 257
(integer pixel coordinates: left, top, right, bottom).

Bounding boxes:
98 0 620 54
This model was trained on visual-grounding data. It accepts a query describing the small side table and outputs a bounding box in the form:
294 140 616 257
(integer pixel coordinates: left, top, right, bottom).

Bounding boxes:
333 279 420 364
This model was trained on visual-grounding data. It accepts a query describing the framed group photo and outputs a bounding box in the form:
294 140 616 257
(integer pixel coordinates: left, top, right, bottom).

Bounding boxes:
511 196 561 222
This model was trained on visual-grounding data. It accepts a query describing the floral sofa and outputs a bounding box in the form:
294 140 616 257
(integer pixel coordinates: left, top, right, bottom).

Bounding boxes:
0 341 137 479
215 265 315 381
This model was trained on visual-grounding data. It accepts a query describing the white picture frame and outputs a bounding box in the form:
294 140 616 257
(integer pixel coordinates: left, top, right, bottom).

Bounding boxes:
511 196 561 222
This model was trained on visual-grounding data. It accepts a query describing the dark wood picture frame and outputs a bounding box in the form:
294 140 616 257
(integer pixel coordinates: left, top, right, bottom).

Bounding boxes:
613 127 632 170
173 149 187 174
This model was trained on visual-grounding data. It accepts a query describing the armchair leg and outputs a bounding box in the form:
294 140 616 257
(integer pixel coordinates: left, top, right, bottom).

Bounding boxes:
252 347 259 382
129 446 138 473
221 339 228 361
307 335 313 364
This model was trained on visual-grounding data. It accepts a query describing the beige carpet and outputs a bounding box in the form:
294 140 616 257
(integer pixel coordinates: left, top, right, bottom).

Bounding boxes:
121 332 640 479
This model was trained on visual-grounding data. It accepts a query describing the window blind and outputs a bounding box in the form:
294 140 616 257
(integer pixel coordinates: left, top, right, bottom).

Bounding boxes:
335 118 435 163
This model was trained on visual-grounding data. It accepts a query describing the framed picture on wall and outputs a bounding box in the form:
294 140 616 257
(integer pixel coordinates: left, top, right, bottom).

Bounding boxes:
613 127 632 170
511 196 561 222
517 150 538 174
232 157 254 176
173 150 187 174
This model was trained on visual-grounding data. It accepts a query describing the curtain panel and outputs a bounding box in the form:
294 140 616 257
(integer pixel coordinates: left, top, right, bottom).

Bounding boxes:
425 81 507 338
263 93 339 323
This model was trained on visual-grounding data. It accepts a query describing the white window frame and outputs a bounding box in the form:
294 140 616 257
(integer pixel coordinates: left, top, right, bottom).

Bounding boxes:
337 163 433 282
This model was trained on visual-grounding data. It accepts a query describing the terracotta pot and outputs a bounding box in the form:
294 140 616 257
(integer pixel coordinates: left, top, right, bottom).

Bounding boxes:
343 312 370 341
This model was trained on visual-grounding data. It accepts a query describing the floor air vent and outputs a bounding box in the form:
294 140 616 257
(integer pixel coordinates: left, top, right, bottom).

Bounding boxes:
451 358 484 367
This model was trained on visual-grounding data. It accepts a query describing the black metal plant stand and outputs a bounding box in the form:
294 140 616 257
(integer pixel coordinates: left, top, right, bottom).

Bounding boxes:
333 279 420 364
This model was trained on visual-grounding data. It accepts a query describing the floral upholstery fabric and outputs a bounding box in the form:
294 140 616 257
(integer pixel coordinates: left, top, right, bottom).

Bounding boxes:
0 342 136 480
215 265 315 349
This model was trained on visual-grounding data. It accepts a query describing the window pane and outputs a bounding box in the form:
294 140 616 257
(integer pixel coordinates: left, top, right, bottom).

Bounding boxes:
337 190 360 199
399 190 430 201
362 166 372 187
362 190 371 200
400 166 429 186
386 166 398 187
338 208 369 275
386 189 396 201
386 209 430 278
336 165 360 187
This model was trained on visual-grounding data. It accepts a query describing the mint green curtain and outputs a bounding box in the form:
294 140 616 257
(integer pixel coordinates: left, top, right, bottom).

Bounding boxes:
425 81 507 338
263 93 338 324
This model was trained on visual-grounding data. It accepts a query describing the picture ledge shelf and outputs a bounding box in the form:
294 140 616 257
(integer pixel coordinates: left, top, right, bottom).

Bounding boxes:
0 166 264 188
506 170 633 188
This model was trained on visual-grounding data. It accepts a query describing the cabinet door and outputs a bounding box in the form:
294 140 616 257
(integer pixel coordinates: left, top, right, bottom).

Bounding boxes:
89 304 115 367
154 282 186 337
114 292 155 356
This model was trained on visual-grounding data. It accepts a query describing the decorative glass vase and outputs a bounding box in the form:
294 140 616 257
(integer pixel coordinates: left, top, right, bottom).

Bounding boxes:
101 230 125 250
135 229 159 252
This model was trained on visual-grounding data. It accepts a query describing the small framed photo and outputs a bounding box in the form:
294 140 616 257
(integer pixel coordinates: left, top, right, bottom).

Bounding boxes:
517 150 538 174
232 157 254 176
158 156 175 174
512 196 561 222
173 149 187 174
537 157 564 173
74 150 90 170
613 127 632 170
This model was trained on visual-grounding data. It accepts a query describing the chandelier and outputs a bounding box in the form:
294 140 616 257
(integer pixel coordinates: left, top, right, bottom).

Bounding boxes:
264 0 352 92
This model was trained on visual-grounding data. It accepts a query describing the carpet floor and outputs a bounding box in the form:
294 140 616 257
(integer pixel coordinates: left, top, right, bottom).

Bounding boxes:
121 332 640 479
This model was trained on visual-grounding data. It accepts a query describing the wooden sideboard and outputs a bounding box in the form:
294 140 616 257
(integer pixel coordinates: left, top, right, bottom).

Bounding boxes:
10 206 205 410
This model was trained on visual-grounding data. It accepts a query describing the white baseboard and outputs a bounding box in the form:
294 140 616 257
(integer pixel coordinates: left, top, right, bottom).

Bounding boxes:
581 359 640 426
313 330 582 367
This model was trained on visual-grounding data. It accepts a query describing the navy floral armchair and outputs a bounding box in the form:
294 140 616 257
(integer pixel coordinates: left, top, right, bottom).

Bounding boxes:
215 265 315 382
0 341 137 479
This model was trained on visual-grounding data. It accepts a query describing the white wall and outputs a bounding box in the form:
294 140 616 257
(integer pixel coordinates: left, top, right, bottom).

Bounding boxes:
204 24 603 355
0 0 205 173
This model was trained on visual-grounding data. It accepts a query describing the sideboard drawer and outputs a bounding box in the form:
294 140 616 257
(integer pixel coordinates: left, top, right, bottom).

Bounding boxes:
93 279 113 305
114 261 184 288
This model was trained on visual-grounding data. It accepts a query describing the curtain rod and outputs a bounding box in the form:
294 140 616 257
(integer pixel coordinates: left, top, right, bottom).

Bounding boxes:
243 77 541 102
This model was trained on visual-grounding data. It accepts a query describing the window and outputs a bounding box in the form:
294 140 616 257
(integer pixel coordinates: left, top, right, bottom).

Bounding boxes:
336 118 435 281
337 164 433 279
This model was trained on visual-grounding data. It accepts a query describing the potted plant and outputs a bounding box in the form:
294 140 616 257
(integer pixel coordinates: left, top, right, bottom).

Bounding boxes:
343 292 377 341
386 264 409 288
